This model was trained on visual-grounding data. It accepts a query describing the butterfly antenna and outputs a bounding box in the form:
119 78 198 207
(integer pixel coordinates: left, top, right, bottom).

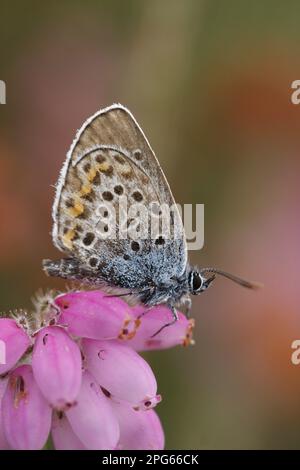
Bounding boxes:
199 268 263 289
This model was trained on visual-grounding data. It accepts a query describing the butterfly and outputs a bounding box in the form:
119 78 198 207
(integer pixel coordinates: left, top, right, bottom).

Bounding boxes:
43 104 259 335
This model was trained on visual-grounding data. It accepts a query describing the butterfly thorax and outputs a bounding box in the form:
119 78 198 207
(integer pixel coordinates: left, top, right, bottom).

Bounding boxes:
138 274 189 307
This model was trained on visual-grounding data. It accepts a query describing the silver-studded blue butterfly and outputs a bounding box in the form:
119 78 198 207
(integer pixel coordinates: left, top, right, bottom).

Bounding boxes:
43 104 259 335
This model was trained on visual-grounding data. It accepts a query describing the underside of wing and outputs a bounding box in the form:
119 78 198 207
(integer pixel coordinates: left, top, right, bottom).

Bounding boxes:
51 104 187 288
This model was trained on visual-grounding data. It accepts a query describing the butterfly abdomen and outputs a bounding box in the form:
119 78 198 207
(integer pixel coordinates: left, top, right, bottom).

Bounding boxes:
43 257 89 280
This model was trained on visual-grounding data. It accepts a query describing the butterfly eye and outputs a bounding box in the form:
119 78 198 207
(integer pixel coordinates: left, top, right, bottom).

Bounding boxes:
189 271 203 294
193 273 203 292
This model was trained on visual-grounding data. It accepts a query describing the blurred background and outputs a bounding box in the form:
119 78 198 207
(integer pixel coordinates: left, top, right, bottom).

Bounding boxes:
1 0 300 449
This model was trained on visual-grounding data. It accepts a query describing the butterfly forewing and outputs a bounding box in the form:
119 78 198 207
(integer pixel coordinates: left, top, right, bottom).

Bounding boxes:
52 104 187 289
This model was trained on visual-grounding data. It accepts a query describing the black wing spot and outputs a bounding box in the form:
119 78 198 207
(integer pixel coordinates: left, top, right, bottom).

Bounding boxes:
102 191 114 201
132 191 143 202
96 154 106 164
65 198 73 208
114 185 124 195
89 257 98 267
133 149 142 161
131 241 140 252
83 162 91 173
115 155 126 165
155 236 165 246
83 232 95 246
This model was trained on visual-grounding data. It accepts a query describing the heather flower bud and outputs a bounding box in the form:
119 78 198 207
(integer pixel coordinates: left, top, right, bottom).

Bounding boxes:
56 291 139 340
0 318 31 375
52 411 86 450
66 371 120 450
83 339 161 409
2 365 51 450
113 402 164 450
32 326 82 409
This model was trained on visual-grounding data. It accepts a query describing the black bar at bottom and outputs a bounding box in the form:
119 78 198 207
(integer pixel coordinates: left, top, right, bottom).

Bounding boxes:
0 450 300 466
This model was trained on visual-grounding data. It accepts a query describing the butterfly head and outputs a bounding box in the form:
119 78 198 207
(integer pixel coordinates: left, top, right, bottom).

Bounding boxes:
188 269 215 295
188 266 261 295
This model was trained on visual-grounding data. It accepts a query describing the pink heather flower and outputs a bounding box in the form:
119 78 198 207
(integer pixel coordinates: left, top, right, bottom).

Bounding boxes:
0 377 10 449
52 411 86 450
31 326 82 409
0 318 31 375
82 339 161 409
0 289 194 450
66 370 120 449
113 402 164 450
2 365 52 450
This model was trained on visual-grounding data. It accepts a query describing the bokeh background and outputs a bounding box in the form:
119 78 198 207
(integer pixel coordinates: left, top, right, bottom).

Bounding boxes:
1 0 300 449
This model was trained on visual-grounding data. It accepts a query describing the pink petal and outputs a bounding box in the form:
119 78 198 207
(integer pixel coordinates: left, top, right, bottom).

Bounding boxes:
83 339 161 410
55 291 140 340
32 326 82 410
2 365 52 450
0 378 10 449
66 370 119 450
52 412 86 450
113 402 164 450
122 305 195 351
0 318 31 374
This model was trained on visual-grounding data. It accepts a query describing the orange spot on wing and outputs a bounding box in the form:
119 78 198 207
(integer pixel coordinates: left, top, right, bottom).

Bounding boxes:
98 162 110 172
62 228 76 249
68 201 84 218
87 167 98 182
121 167 133 178
79 183 92 196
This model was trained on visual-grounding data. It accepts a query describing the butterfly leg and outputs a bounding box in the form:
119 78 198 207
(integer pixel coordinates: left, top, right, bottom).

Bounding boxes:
151 305 178 337
137 306 153 320
104 292 135 299
104 288 152 305
180 295 192 318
